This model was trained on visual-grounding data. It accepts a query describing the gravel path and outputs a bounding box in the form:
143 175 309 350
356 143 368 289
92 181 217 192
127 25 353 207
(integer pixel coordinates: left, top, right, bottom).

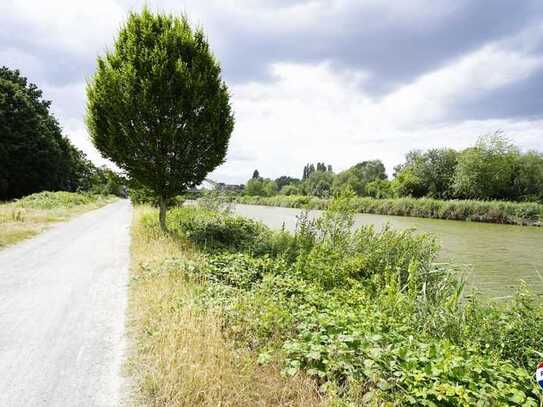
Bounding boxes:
0 200 132 406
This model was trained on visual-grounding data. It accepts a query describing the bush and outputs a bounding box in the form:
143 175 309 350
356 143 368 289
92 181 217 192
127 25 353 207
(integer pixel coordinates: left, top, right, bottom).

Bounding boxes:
165 193 543 405
168 206 267 252
13 191 106 210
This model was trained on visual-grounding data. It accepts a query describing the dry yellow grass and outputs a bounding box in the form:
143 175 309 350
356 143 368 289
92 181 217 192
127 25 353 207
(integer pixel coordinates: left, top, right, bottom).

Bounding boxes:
127 206 328 407
0 197 115 248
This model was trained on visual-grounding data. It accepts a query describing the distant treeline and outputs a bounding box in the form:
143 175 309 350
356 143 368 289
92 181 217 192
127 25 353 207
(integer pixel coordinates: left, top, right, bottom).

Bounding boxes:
234 195 543 226
0 67 124 201
245 133 543 203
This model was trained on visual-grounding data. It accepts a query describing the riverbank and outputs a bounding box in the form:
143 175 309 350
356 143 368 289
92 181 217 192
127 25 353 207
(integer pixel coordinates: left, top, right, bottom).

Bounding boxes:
232 203 543 297
127 196 542 405
232 195 543 226
127 206 325 406
0 191 117 248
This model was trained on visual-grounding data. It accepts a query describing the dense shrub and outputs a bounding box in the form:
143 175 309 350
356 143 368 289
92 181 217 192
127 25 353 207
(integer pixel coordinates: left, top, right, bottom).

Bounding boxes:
168 206 267 252
160 193 543 405
168 205 301 260
234 195 543 226
13 191 109 210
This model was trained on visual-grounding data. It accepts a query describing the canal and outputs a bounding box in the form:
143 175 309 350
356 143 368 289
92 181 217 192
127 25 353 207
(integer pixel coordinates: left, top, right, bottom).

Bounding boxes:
233 204 543 297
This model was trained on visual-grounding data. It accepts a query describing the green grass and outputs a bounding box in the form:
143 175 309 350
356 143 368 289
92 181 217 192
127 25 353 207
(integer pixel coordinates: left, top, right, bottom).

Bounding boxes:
127 206 327 406
233 195 543 226
0 191 117 248
13 191 105 209
143 193 543 405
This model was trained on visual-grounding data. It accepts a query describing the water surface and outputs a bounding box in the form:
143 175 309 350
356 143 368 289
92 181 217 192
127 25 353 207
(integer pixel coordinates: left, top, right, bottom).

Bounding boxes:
233 204 543 297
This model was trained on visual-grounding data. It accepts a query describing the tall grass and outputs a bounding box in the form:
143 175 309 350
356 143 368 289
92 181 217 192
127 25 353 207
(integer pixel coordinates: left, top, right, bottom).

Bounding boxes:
0 191 116 248
233 195 543 226
158 194 543 405
126 206 327 406
13 191 104 209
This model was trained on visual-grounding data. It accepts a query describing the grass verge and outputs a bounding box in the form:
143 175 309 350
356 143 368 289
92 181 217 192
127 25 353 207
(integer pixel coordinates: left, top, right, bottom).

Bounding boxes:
126 206 326 406
233 195 543 226
0 191 117 248
128 192 542 406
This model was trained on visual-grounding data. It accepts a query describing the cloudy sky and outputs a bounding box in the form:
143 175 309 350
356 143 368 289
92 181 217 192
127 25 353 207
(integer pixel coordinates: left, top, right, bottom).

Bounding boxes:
2 0 543 183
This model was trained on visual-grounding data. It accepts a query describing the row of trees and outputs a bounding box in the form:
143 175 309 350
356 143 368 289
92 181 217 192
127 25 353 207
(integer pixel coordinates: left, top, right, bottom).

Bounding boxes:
393 133 543 201
244 133 543 202
246 159 387 198
0 66 124 201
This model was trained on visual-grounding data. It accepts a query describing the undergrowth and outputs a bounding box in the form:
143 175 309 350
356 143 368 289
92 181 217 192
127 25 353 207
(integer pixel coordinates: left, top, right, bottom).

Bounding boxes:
141 190 543 406
127 206 327 406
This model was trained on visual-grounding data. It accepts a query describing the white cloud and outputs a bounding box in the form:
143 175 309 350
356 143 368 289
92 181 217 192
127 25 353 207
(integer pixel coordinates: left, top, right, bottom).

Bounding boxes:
0 0 125 56
2 0 542 184
210 38 543 183
377 43 543 127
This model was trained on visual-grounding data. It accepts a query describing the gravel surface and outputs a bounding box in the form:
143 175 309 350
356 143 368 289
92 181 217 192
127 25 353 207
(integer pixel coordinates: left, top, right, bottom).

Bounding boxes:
0 200 132 407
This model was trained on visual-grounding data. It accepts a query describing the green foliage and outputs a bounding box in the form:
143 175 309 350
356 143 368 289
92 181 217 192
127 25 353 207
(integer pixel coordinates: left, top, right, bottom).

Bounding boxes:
128 180 187 206
245 177 278 197
394 149 458 199
164 194 543 405
275 176 300 190
85 166 126 196
391 166 426 198
392 135 543 202
515 151 543 201
258 134 543 204
198 189 232 212
86 8 234 228
236 194 327 209
234 194 543 226
365 179 393 198
168 206 267 252
13 191 111 210
302 170 335 198
0 66 100 200
280 184 302 195
127 180 157 205
302 162 333 180
332 160 387 196
453 133 520 200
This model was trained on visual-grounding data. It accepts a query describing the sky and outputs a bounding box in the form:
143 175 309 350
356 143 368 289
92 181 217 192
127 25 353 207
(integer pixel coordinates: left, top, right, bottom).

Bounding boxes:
1 0 543 183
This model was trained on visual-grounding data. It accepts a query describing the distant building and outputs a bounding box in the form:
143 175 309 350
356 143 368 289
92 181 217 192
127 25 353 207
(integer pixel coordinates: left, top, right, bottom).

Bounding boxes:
215 183 244 192
189 180 245 193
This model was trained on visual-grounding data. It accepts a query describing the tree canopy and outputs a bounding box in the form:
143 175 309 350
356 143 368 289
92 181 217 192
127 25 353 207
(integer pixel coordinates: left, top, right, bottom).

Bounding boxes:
0 66 101 200
453 134 519 200
333 160 387 196
241 133 543 203
246 177 278 196
275 175 299 190
393 149 458 198
86 9 234 229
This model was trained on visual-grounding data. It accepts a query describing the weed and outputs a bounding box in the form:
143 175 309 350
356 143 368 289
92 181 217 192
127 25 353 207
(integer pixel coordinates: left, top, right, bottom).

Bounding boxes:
163 191 543 405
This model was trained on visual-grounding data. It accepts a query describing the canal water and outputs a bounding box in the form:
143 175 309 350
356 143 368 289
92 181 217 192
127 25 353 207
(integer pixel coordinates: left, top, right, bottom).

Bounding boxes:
233 204 543 297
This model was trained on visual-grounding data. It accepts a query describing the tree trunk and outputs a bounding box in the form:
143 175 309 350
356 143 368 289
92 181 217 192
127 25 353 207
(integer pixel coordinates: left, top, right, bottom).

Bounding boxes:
159 195 168 232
